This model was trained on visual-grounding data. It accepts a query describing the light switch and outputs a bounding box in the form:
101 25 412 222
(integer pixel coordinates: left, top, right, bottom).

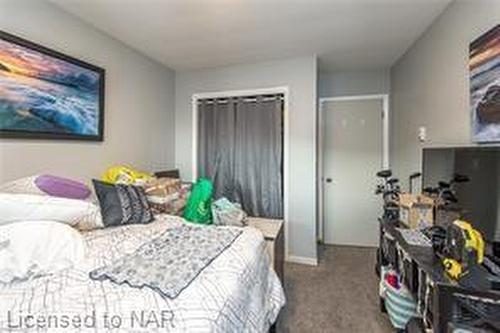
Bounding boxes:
418 126 427 142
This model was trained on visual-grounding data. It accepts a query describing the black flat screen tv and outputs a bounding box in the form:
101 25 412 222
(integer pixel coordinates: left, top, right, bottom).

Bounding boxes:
422 147 500 252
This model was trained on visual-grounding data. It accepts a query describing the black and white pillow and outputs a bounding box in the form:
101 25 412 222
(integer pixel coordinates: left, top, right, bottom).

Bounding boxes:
92 180 154 227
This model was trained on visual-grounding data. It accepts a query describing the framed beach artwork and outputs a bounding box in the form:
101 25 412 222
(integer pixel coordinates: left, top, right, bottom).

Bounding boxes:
470 25 500 143
0 31 105 141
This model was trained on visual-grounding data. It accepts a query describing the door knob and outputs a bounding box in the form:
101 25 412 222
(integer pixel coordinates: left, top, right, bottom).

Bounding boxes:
326 178 332 183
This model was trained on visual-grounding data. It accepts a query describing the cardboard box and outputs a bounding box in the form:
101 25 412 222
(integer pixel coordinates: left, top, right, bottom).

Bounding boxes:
399 193 434 229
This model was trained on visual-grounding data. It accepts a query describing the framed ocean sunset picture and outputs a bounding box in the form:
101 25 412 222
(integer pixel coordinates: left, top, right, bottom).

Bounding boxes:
0 31 104 141
470 25 500 143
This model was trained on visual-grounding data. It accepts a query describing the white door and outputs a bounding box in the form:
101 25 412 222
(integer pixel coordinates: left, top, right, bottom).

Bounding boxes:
323 99 383 247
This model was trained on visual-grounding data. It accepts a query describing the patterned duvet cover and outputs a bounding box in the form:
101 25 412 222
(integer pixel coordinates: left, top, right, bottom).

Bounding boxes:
0 215 285 332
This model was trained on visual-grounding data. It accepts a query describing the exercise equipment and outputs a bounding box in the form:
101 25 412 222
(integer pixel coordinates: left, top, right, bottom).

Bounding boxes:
375 169 400 221
423 173 469 208
423 173 470 227
408 172 421 195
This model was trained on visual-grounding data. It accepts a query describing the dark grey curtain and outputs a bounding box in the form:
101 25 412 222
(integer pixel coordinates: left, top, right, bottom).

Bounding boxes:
197 95 283 218
197 99 236 199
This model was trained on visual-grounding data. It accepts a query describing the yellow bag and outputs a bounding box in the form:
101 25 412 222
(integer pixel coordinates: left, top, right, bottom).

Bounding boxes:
102 166 153 185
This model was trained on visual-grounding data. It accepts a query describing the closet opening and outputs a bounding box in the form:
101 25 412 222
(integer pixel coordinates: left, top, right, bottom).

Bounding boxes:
192 87 290 254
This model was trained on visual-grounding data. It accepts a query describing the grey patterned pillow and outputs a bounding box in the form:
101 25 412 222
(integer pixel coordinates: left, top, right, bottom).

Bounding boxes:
92 180 154 227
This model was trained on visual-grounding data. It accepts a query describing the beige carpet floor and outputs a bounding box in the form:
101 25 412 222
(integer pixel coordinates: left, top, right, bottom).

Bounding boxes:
277 245 393 333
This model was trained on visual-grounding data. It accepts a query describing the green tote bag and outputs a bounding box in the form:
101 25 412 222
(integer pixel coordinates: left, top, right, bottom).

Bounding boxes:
183 178 214 224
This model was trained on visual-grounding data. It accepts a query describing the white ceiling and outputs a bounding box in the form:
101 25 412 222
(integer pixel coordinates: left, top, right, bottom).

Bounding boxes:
50 0 452 71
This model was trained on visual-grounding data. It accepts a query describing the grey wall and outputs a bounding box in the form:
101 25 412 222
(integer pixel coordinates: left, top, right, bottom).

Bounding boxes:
175 56 318 261
0 0 176 184
391 0 500 184
319 69 390 98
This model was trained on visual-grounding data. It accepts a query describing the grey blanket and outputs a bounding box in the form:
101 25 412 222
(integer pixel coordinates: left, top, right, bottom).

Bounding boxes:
89 224 242 299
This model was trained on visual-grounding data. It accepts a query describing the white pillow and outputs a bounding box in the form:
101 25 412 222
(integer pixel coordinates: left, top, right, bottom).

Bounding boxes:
0 193 101 227
0 175 46 195
0 221 85 283
0 175 99 203
73 207 105 231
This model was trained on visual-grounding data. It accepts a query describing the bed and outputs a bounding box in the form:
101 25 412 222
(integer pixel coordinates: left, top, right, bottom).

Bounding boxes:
0 214 285 332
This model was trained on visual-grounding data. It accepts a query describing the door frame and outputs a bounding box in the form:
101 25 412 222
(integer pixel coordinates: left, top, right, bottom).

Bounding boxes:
191 86 291 260
317 94 390 243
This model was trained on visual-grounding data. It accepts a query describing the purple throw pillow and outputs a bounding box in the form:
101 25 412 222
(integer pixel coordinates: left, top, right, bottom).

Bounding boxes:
35 175 91 200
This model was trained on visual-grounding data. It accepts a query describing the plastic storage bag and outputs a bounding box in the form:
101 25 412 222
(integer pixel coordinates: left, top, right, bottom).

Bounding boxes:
212 197 247 226
183 178 213 224
102 166 153 185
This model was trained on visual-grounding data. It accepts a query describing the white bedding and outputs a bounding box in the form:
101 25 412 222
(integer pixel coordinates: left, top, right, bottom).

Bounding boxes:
0 215 285 332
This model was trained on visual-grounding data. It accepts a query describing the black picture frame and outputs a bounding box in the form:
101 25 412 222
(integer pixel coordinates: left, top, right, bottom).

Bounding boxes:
469 24 500 143
0 30 105 141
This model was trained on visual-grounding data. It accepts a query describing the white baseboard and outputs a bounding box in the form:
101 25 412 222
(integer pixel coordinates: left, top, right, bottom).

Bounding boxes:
286 255 318 266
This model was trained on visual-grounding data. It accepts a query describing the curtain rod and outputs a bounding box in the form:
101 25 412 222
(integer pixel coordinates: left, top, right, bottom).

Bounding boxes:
198 95 284 104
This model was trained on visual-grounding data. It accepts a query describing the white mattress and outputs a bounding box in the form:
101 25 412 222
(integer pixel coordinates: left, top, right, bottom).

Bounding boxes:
0 215 285 332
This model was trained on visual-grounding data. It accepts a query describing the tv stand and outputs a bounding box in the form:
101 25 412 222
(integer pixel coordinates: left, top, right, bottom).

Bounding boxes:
377 218 500 332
